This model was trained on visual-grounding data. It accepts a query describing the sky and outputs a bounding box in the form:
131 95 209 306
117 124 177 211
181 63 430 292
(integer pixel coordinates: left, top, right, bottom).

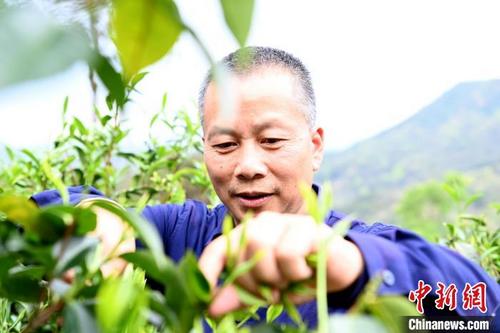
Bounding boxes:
2 0 500 151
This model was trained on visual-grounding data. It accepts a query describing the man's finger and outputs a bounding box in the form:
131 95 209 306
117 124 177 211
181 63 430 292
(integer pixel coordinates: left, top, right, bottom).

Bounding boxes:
208 284 245 317
198 235 229 288
247 241 287 288
275 217 315 282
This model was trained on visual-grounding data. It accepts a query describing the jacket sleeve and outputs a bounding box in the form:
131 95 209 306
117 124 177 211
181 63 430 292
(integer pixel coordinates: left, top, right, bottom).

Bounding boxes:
141 201 226 262
344 222 499 317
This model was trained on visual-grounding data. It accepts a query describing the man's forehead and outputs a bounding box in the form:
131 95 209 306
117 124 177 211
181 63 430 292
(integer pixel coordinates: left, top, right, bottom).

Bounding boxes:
206 67 299 100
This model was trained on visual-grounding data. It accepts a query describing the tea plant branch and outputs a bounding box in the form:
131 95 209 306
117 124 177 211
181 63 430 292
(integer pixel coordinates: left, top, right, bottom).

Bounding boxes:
184 26 215 67
22 300 64 333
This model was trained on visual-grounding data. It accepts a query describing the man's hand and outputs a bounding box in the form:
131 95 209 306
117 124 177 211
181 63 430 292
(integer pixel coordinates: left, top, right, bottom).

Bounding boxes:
67 200 135 280
89 205 136 277
198 212 364 317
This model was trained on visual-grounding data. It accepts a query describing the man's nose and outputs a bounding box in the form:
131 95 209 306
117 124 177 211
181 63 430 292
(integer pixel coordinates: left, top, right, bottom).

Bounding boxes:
234 142 268 180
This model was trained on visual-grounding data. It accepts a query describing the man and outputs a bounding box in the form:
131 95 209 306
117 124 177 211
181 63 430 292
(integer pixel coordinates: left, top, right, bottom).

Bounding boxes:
32 47 499 327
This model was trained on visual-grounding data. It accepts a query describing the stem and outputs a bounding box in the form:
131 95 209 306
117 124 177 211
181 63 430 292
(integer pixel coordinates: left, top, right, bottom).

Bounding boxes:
86 0 100 118
184 26 215 67
316 239 328 333
22 301 64 333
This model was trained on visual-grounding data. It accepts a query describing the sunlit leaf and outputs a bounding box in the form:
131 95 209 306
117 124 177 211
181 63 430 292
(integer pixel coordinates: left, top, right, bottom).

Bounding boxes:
0 195 38 229
111 0 184 80
96 270 148 333
41 159 69 204
266 304 283 324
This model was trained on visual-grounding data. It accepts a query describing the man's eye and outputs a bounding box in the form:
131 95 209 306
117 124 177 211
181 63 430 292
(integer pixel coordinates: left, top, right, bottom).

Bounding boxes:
213 142 237 152
261 138 284 146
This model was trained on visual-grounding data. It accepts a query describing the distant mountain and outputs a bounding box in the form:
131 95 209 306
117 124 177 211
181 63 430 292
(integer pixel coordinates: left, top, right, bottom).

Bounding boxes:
316 80 500 223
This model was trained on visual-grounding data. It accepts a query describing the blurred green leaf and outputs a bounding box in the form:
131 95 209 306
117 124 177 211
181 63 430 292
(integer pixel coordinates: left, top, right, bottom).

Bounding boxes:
111 0 184 80
0 275 43 303
41 159 69 204
35 206 73 243
0 195 38 229
53 237 99 275
74 208 97 235
121 250 176 286
220 0 255 46
368 296 420 333
62 301 99 333
178 252 211 304
328 314 388 333
299 183 320 223
92 55 126 108
0 257 43 302
8 265 45 280
0 5 94 88
282 294 303 327
97 272 147 333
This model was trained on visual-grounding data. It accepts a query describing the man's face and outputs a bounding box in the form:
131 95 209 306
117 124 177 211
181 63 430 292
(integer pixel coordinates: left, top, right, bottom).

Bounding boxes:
203 67 324 222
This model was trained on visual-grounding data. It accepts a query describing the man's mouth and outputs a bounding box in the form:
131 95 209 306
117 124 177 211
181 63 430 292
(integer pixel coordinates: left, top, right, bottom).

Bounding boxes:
234 192 274 208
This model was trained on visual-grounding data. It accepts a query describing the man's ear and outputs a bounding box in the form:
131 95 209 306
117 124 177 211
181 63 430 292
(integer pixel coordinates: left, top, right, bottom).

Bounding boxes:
311 127 324 172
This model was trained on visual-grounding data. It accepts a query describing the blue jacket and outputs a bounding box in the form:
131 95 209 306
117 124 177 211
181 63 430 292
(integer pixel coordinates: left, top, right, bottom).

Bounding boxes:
31 186 500 328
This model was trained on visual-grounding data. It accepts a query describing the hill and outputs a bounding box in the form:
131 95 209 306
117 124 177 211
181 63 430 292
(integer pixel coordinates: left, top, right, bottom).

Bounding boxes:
316 80 500 223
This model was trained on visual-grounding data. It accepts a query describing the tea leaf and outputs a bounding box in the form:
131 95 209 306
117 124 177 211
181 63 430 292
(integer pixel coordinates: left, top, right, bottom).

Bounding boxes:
111 0 184 79
224 250 264 287
266 304 283 324
53 237 99 275
92 55 126 108
220 0 255 46
179 252 211 304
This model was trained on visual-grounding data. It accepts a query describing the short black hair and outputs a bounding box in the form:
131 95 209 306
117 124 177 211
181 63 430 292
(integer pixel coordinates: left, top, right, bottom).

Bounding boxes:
198 46 316 128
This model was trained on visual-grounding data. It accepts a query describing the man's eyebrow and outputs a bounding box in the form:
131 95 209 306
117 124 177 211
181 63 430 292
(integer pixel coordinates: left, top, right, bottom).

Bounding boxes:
206 126 237 140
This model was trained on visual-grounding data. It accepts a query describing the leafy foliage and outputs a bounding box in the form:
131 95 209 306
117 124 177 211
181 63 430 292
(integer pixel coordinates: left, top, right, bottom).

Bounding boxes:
0 187 419 333
0 96 217 208
397 173 499 281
